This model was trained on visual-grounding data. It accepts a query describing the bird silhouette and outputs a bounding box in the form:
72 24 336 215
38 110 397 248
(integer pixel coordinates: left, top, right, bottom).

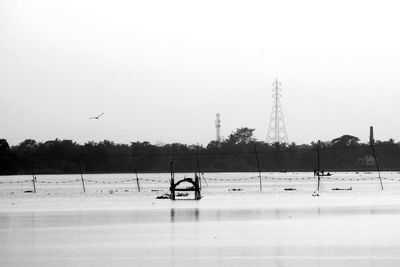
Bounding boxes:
89 112 104 120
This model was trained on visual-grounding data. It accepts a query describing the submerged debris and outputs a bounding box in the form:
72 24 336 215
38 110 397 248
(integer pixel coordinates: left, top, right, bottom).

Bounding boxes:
312 191 319 197
284 188 296 191
156 193 170 199
228 188 244 191
332 187 352 191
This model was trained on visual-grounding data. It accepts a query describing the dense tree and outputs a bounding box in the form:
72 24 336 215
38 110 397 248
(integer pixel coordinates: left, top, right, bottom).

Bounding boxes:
1 133 400 175
0 139 10 154
331 135 360 147
13 139 37 154
227 127 256 144
0 139 13 174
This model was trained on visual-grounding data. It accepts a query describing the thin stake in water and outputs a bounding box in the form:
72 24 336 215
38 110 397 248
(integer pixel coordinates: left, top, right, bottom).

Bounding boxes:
135 169 141 192
254 143 262 191
31 160 36 193
170 158 175 200
317 140 321 192
195 154 208 187
370 126 383 190
77 158 86 193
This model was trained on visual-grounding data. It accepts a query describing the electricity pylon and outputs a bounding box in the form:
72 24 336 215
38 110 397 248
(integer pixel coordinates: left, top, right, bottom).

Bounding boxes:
266 78 289 144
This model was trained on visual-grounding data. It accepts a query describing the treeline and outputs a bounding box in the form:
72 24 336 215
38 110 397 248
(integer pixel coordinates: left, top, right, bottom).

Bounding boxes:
1 128 399 175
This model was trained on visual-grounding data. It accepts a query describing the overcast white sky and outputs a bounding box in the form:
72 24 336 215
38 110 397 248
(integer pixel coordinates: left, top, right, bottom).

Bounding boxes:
1 0 400 146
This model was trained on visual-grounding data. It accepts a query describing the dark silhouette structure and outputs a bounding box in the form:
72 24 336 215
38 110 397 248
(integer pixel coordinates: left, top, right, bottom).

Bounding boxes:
170 172 202 200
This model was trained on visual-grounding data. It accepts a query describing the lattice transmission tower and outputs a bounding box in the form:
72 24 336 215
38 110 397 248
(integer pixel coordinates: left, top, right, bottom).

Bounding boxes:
266 78 289 143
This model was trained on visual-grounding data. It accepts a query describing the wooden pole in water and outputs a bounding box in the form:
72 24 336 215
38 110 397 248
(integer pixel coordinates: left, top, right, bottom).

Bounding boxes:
170 158 175 200
195 153 208 187
195 172 201 200
370 126 384 190
77 158 86 193
195 154 201 189
317 140 321 191
253 143 262 191
135 169 141 192
31 160 36 193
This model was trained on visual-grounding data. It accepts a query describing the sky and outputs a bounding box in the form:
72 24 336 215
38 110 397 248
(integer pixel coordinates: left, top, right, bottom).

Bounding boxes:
1 0 400 146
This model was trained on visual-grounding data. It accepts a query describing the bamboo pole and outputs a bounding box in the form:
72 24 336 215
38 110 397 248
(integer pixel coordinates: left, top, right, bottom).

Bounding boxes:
135 169 141 192
31 160 36 193
317 140 321 191
170 158 175 200
77 158 86 193
370 126 384 190
195 153 208 187
254 143 262 191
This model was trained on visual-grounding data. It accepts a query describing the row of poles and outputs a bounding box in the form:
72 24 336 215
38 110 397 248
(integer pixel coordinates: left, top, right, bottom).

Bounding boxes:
316 126 383 192
250 126 383 192
30 159 142 193
27 127 383 194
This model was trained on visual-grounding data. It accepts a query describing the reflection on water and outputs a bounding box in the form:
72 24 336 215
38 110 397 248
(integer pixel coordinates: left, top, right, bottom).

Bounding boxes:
170 208 200 223
2 206 400 267
0 206 396 228
2 205 400 228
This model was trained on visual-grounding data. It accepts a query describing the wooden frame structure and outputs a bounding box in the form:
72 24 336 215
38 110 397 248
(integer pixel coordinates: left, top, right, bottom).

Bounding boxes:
170 174 202 200
169 159 201 200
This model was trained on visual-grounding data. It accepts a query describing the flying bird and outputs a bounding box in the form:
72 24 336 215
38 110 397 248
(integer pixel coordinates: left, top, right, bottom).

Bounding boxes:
89 112 104 120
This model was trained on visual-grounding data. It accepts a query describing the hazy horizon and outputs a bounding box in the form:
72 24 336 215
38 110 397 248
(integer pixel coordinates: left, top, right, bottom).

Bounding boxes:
2 0 400 146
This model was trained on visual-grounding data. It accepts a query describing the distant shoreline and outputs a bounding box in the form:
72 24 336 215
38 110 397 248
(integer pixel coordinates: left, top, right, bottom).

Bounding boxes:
1 169 399 177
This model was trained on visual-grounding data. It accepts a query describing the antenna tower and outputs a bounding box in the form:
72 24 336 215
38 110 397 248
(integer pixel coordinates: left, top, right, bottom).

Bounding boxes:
266 78 289 143
215 113 221 142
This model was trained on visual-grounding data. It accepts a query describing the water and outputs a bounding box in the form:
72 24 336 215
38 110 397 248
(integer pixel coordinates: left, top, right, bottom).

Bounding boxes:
2 205 400 266
2 172 400 266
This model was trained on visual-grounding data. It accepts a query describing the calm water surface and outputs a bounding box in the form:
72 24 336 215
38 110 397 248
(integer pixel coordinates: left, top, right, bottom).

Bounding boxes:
2 204 400 267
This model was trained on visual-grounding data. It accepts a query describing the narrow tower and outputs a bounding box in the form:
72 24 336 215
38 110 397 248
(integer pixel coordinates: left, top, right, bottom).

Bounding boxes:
215 113 221 142
266 79 289 143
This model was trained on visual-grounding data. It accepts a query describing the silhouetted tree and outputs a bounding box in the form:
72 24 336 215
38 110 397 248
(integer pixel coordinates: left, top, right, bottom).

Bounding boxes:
331 135 360 147
227 127 256 144
1 133 400 174
0 139 10 153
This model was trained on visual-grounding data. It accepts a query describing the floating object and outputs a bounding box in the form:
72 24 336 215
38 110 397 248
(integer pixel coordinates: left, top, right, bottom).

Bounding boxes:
229 188 244 191
24 190 34 193
332 187 352 191
156 193 170 199
316 172 332 176
312 191 319 197
284 188 296 191
151 189 161 192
